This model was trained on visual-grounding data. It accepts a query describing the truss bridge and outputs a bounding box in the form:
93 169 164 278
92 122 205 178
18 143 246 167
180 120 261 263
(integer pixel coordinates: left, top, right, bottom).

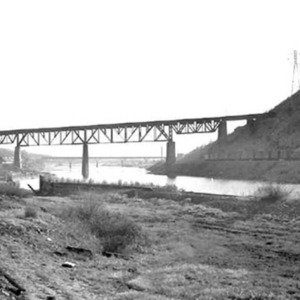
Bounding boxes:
0 113 266 178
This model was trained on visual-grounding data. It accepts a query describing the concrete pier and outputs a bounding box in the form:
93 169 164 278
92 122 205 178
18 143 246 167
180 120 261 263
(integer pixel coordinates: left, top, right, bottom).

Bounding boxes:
14 145 22 168
218 121 227 140
82 142 89 179
247 118 255 133
166 140 176 172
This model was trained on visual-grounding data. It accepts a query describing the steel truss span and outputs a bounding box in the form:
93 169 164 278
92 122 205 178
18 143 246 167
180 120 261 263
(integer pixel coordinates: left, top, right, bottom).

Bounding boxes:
0 114 265 147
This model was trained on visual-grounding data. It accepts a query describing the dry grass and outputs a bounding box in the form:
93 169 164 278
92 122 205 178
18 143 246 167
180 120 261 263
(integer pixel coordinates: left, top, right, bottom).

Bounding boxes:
60 192 148 255
2 190 300 299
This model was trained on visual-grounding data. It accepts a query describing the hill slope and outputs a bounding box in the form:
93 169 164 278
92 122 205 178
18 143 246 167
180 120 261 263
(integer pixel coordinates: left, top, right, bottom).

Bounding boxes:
153 90 300 183
0 148 47 178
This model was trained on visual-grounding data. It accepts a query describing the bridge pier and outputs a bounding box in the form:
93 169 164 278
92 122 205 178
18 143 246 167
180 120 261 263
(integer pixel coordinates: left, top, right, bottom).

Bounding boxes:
14 145 22 168
218 120 227 140
82 142 89 179
247 118 255 133
166 140 176 172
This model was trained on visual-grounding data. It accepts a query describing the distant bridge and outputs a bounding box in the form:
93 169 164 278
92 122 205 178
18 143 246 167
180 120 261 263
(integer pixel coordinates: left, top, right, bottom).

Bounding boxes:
46 156 164 160
0 113 267 178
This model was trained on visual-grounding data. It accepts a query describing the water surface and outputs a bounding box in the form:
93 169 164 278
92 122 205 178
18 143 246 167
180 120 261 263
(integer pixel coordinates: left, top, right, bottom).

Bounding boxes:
17 161 299 199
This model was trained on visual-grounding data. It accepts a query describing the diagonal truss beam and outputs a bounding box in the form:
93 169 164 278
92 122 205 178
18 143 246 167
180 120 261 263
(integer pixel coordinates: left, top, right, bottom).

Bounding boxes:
0 113 266 147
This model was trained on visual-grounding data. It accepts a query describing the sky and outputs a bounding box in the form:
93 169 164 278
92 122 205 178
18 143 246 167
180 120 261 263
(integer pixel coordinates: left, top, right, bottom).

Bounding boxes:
0 0 300 157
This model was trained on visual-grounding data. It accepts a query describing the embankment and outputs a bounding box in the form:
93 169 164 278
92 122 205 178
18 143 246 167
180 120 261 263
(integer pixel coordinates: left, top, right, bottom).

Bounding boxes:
167 160 300 183
151 91 300 183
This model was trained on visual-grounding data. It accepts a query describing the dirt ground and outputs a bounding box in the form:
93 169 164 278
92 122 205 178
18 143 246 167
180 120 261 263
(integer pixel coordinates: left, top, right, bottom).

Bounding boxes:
1 190 300 299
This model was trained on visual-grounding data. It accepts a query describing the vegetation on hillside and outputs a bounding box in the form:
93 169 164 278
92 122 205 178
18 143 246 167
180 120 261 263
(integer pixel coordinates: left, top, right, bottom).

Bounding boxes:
152 91 300 183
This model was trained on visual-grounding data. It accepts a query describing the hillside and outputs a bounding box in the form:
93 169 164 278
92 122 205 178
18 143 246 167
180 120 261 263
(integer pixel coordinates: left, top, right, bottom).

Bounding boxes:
0 148 47 161
0 148 47 179
152 90 300 183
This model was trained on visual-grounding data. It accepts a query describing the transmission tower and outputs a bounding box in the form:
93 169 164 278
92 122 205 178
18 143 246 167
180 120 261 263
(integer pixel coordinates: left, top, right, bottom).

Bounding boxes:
291 50 300 94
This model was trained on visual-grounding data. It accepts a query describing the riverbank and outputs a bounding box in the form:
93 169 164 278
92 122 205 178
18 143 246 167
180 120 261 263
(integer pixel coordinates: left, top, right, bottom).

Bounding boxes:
149 159 300 184
1 185 300 299
0 163 46 180
37 175 253 201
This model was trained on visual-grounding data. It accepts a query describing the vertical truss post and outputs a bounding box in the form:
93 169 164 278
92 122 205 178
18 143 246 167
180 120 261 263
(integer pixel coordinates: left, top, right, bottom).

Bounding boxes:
14 135 22 168
82 130 89 179
168 125 173 141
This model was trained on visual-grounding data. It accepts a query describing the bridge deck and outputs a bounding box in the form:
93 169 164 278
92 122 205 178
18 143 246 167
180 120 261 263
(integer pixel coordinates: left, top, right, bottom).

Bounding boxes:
0 113 267 146
0 113 266 135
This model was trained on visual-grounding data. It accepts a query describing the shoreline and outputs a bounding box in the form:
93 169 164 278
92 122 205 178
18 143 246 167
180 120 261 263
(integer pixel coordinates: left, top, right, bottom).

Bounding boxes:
38 175 256 202
149 159 300 184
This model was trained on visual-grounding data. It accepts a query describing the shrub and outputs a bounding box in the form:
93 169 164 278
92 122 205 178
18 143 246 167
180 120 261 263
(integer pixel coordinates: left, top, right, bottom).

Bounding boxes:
254 184 291 203
0 183 31 198
24 206 38 218
61 196 147 254
90 211 144 254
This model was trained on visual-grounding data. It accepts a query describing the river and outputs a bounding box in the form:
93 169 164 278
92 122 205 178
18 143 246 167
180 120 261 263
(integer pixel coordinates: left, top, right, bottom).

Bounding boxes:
17 161 300 199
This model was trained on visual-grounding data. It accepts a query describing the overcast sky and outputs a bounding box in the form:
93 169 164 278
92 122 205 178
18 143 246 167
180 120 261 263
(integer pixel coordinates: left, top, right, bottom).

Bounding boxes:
1 1 300 157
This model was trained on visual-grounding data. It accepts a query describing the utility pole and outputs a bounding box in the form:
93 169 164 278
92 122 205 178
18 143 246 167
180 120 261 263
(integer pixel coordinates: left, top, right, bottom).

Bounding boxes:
291 50 300 94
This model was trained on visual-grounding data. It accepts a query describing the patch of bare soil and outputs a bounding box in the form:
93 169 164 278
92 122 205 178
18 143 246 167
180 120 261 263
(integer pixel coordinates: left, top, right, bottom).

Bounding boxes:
1 192 300 299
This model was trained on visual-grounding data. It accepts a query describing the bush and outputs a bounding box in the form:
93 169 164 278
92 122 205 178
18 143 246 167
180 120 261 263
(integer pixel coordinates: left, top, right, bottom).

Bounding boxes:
254 184 291 203
90 211 144 254
0 183 31 198
24 206 38 218
61 196 147 254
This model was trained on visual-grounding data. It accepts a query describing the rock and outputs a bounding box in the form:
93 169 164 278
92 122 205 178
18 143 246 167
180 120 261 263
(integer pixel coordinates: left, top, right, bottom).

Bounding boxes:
0 269 26 294
61 262 76 268
54 251 67 257
65 246 93 259
126 276 152 291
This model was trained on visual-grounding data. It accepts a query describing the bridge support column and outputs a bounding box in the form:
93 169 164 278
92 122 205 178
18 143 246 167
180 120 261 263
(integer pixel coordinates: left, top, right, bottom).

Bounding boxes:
82 142 89 179
218 121 227 140
14 145 22 168
166 140 176 172
247 119 255 133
